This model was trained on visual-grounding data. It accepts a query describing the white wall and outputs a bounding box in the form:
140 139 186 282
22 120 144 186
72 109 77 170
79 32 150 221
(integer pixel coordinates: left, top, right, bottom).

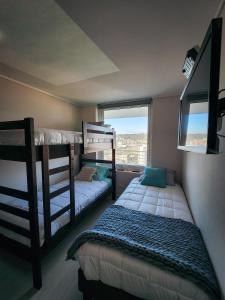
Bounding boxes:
78 105 97 129
151 96 182 182
0 77 80 191
182 7 225 298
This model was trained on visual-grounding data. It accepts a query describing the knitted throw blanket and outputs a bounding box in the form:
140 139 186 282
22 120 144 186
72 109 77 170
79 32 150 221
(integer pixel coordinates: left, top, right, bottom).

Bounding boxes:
67 205 220 300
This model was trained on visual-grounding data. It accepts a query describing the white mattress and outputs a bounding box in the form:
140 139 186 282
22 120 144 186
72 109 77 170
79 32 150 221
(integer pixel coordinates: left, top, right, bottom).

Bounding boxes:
116 177 193 223
0 128 112 145
75 178 209 300
0 179 110 246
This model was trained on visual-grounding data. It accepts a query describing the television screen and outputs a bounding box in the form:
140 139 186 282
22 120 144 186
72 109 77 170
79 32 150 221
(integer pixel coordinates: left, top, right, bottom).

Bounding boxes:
178 18 222 154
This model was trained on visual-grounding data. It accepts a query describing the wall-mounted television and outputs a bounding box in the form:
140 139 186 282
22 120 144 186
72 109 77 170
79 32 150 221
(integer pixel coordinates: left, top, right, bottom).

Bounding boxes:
178 18 222 154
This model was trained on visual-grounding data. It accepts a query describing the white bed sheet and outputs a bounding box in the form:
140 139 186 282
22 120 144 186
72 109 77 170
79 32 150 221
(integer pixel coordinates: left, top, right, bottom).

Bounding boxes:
75 178 209 300
0 128 112 145
0 179 110 246
116 177 193 223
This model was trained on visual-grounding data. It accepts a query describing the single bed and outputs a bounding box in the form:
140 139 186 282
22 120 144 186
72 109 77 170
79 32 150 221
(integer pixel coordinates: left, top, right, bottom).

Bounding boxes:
75 178 210 300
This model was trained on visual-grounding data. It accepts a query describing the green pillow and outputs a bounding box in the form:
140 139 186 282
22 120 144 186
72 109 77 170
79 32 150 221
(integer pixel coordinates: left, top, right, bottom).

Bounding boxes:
141 167 166 188
85 163 109 180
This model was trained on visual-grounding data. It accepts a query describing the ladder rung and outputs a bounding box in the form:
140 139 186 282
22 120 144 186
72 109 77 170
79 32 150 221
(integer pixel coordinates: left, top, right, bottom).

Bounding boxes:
49 165 70 176
0 186 30 201
49 185 70 199
50 204 71 222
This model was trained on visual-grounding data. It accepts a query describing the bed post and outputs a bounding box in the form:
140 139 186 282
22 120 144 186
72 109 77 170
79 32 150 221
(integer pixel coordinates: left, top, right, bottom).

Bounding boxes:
69 144 75 223
41 145 51 245
82 121 88 154
24 118 42 289
112 130 116 201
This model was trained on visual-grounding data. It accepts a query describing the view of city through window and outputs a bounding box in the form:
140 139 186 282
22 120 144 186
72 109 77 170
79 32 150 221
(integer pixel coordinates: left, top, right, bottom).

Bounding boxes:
104 106 148 165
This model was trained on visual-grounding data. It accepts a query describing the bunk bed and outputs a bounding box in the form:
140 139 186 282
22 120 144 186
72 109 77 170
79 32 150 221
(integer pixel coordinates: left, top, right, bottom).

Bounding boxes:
0 118 116 289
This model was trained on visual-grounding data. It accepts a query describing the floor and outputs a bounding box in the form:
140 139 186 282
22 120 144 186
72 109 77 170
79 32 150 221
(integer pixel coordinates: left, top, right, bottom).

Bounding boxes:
0 198 113 300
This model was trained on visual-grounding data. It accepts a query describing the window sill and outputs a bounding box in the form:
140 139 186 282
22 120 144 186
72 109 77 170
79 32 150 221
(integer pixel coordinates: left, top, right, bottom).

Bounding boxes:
116 164 144 173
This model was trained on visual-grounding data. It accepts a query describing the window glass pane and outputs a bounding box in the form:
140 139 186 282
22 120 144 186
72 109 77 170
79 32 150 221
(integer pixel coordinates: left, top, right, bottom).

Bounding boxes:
104 106 148 166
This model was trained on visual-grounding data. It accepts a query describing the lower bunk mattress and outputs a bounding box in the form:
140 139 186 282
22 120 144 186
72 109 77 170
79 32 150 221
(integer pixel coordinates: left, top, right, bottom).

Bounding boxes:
74 178 212 300
0 179 110 246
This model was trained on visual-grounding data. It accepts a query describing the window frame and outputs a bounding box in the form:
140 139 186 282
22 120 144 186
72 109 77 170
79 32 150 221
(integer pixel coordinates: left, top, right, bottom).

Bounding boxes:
100 103 151 170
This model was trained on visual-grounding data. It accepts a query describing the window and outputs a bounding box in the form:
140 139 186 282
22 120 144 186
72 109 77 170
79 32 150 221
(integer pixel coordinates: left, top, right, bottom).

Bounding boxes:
104 106 149 166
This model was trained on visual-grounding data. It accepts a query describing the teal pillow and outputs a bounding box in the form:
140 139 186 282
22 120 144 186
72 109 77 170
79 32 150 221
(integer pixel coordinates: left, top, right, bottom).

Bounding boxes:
85 163 109 181
141 167 166 188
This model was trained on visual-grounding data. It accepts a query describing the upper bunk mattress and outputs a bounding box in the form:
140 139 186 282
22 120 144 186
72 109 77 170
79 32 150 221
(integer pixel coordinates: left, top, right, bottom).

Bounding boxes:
0 128 82 145
0 128 112 145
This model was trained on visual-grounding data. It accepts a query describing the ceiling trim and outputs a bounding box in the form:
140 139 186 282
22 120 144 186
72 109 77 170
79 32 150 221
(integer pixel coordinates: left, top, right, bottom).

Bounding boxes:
0 73 77 106
215 0 225 17
98 98 152 110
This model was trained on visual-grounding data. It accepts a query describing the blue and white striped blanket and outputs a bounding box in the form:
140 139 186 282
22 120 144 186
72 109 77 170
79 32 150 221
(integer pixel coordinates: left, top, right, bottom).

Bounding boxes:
67 205 220 300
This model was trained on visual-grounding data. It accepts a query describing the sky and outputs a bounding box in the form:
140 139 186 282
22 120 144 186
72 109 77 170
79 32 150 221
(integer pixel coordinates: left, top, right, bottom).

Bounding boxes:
105 117 148 134
105 113 208 135
187 113 208 134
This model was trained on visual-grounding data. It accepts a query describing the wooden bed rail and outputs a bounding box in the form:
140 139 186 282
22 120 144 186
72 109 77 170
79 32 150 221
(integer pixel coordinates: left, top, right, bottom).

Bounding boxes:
0 119 25 130
82 121 115 154
81 121 116 200
41 144 76 245
0 118 42 289
85 123 114 134
0 119 27 162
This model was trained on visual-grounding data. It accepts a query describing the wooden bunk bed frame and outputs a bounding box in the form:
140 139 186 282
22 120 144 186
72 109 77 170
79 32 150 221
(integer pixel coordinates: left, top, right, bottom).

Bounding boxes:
0 118 116 289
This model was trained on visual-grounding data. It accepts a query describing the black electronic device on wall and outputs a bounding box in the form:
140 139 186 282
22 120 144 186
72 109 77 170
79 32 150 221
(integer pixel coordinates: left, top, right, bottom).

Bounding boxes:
178 18 223 154
182 46 199 79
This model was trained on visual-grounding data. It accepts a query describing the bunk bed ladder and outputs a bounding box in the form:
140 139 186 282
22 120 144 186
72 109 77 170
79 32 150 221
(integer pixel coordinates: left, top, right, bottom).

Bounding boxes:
81 121 117 201
41 144 76 247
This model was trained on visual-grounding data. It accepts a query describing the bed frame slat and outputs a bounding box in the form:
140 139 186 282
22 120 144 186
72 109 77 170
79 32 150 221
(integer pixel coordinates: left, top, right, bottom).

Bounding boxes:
49 185 70 199
86 123 113 133
82 158 113 164
87 132 113 140
0 145 26 162
84 143 112 153
49 165 70 175
50 204 71 222
0 185 30 201
0 202 29 219
0 219 31 238
0 120 25 130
